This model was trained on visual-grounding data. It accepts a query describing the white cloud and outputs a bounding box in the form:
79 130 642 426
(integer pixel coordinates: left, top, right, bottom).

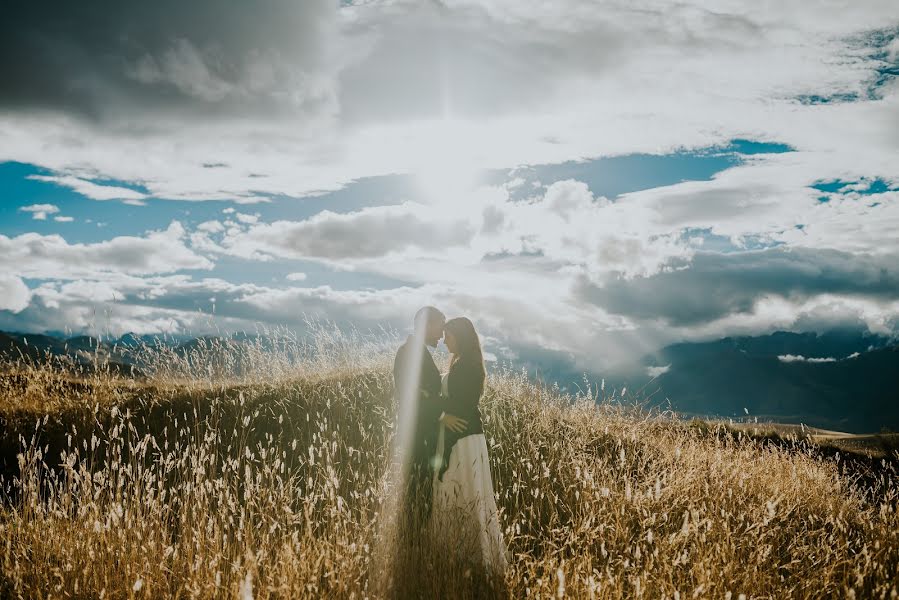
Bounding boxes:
661 294 899 345
7 160 896 370
0 1 896 204
286 272 308 281
197 220 225 233
212 180 696 282
778 348 868 363
0 275 31 313
0 228 893 372
19 204 60 220
221 203 475 262
0 275 419 338
579 247 899 331
647 364 671 378
1 1 898 369
778 354 837 363
0 279 221 336
53 215 74 223
0 222 213 280
888 37 899 62
174 158 899 370
235 213 259 224
28 175 148 202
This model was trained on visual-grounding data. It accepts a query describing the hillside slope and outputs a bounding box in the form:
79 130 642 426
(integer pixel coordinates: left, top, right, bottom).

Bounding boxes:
1 356 897 598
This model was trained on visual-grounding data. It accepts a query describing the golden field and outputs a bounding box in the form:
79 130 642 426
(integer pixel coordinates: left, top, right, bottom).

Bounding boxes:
0 331 896 599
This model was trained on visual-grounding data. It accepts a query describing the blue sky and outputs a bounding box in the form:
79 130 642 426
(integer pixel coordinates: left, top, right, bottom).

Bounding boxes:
2 139 765 245
1 1 898 371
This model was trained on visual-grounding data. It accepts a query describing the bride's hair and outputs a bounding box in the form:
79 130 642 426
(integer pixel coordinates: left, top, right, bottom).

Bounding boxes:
445 317 486 383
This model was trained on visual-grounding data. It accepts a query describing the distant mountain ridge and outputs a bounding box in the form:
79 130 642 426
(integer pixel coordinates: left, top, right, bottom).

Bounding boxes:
0 330 260 358
0 330 315 379
0 331 145 375
648 330 891 365
2 329 896 432
639 331 899 433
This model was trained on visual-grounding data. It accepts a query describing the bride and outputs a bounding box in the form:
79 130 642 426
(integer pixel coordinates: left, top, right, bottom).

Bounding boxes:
432 316 508 574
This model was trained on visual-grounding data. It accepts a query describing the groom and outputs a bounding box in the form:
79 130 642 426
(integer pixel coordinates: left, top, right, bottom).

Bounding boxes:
393 306 445 517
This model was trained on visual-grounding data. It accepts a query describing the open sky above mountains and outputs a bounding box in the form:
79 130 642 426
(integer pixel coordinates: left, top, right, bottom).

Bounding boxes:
1 1 898 372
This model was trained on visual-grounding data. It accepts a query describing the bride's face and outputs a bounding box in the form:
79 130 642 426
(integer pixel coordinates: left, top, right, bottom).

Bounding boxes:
444 331 458 354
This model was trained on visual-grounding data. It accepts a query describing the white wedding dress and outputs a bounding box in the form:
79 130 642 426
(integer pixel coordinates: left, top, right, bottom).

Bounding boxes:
432 374 509 574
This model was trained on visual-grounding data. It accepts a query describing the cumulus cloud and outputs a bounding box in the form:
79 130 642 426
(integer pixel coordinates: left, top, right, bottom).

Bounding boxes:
1 223 894 373
477 179 696 279
576 247 899 326
19 203 59 220
5 161 898 371
0 253 621 370
221 203 475 262
0 275 424 339
0 1 896 202
0 222 213 280
1 1 898 373
616 153 899 256
197 221 224 233
210 180 696 281
0 275 31 313
166 160 899 372
234 213 259 225
887 36 899 62
0 278 225 336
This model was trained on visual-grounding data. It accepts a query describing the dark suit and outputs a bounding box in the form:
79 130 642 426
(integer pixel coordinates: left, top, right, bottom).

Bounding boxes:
393 336 442 515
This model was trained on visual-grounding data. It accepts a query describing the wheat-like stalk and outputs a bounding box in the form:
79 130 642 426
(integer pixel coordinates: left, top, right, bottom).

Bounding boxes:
0 327 896 598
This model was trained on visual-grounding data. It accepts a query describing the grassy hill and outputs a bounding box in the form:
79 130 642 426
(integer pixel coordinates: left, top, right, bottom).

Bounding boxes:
0 335 897 598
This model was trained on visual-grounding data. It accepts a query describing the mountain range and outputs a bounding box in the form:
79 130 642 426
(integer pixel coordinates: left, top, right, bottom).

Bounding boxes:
636 331 898 433
1 329 896 433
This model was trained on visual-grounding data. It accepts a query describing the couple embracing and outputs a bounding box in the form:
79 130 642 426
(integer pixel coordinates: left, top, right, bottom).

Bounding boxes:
393 306 508 575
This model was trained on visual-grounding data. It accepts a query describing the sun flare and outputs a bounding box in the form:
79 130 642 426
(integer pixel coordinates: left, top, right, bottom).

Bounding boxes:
412 119 480 204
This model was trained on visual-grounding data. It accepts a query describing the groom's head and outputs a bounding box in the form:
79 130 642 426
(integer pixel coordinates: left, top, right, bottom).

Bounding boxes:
414 306 446 348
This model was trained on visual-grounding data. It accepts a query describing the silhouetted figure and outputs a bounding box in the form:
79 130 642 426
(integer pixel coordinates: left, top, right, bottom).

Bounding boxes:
393 306 445 519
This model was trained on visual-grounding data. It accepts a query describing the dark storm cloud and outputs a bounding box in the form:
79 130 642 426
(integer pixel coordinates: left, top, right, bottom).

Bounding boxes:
0 0 336 119
577 248 899 326
0 0 784 126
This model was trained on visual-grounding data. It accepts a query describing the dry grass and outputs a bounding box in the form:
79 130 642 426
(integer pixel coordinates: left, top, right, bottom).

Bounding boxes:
0 331 897 599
